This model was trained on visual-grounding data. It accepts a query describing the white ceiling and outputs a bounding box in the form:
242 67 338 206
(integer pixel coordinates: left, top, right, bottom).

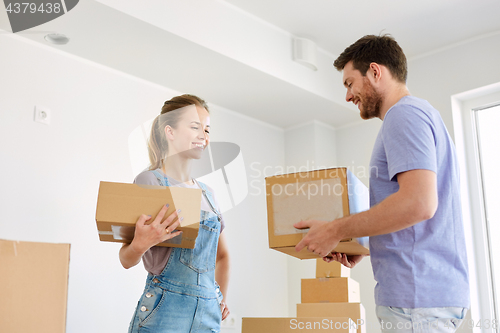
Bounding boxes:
224 0 500 60
2 0 500 129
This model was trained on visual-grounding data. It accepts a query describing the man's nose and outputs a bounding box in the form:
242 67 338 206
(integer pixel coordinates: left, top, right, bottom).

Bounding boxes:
345 90 354 103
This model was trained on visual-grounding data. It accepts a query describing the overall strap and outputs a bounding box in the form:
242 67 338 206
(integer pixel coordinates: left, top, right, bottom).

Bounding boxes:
151 169 171 186
192 179 222 222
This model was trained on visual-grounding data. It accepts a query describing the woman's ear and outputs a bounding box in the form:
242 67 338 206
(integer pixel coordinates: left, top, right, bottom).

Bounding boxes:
204 135 210 149
164 125 175 141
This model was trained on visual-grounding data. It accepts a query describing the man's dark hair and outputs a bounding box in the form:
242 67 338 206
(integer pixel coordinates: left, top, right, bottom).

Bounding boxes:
333 34 407 83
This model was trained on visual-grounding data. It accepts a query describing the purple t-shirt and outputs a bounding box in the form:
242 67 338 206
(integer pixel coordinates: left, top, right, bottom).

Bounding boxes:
134 169 225 275
369 96 469 308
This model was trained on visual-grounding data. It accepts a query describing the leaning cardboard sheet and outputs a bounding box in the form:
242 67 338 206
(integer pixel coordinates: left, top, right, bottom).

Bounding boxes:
95 181 202 249
0 239 70 333
265 167 369 259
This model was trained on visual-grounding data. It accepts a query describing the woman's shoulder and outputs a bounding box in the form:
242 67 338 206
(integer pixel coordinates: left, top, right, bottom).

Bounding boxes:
195 179 215 193
196 181 222 207
134 169 162 186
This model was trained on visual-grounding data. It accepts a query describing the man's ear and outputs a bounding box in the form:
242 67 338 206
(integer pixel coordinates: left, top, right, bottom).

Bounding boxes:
369 62 382 82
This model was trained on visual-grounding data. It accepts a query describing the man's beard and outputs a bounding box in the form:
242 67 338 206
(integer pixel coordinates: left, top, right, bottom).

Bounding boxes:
359 77 382 120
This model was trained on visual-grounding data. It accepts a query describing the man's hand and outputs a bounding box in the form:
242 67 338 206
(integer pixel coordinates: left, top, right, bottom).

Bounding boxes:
324 252 366 268
294 219 342 257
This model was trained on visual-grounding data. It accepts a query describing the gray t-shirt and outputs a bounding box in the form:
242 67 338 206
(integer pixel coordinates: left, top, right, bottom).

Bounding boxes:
134 169 226 275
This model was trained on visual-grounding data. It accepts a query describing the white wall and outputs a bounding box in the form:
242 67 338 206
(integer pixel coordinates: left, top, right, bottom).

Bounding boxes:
0 34 288 332
407 32 500 140
336 119 381 187
283 121 338 316
335 119 382 333
209 104 290 328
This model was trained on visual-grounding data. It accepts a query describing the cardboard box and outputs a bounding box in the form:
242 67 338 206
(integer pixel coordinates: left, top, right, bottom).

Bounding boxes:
0 239 70 333
242 317 356 333
297 303 366 333
301 277 360 303
265 168 370 259
316 259 350 278
96 181 202 249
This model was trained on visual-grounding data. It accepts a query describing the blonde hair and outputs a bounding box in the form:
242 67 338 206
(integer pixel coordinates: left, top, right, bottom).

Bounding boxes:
148 94 209 170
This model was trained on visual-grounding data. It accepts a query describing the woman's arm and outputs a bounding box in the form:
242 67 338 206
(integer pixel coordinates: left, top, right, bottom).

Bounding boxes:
215 231 230 319
119 204 182 269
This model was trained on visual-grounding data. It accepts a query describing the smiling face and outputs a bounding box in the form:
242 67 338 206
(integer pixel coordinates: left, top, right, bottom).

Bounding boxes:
165 104 210 159
342 61 383 120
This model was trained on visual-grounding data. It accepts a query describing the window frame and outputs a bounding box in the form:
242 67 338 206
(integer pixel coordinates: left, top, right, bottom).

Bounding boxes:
452 84 500 333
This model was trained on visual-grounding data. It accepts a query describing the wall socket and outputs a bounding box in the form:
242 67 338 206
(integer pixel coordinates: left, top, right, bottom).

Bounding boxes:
34 105 51 125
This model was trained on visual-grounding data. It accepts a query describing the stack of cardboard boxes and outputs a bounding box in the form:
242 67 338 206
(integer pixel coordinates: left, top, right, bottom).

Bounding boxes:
241 259 365 333
297 259 366 333
241 168 369 332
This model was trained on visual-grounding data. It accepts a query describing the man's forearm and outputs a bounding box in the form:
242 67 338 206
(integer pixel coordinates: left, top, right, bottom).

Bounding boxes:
333 169 438 239
333 189 435 239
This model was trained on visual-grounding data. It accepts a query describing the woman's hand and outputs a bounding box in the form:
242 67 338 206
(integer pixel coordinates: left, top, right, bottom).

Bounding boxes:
130 204 183 254
220 302 230 321
120 203 183 269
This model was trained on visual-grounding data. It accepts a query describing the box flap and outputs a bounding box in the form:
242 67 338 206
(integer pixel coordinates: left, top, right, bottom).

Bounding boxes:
273 239 369 260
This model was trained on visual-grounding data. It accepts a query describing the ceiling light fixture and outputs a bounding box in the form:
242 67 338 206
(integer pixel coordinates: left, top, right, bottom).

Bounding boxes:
44 33 70 45
293 37 318 71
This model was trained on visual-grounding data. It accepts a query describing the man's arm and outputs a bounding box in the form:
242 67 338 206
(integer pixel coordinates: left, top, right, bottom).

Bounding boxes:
295 169 437 257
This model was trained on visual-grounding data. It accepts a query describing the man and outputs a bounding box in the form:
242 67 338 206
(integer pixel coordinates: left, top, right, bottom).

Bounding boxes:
295 35 469 332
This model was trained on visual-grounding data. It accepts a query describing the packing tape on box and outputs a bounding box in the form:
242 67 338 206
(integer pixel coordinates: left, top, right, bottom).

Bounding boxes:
98 226 185 245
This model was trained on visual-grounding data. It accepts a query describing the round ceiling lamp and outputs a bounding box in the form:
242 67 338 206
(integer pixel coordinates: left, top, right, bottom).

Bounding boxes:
44 33 70 45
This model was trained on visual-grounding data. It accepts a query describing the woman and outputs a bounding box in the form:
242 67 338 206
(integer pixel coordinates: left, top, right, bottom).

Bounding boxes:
120 94 230 333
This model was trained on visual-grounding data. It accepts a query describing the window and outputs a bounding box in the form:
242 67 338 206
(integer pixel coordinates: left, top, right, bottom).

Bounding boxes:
473 103 500 331
453 85 500 333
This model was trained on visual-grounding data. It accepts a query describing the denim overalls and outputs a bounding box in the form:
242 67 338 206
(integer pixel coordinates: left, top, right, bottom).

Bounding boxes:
128 171 223 333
